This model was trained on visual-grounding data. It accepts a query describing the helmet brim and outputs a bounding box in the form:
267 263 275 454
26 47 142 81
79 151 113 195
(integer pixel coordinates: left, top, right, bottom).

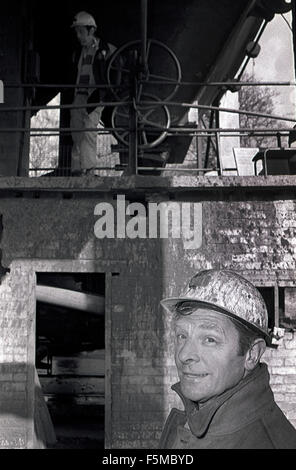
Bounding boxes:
160 297 272 346
71 23 97 28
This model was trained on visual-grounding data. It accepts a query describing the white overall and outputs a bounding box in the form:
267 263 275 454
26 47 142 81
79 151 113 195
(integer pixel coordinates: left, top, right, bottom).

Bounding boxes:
70 39 103 172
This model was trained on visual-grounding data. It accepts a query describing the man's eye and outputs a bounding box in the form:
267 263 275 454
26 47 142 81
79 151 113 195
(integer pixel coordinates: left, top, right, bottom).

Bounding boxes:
204 337 217 344
176 333 186 341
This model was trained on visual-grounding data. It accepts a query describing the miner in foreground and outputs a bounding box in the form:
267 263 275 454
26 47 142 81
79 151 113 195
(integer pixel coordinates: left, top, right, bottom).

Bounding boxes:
159 269 296 449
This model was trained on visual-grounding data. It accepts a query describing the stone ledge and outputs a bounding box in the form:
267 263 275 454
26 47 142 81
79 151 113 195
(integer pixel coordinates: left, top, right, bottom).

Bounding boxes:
0 175 296 194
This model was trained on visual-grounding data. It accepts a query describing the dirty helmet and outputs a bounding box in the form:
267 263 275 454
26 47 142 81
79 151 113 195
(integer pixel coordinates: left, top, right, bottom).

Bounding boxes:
161 269 271 344
71 11 97 29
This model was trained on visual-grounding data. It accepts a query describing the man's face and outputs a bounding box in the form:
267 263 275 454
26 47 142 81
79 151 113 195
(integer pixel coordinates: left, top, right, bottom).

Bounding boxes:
74 26 94 47
174 308 247 403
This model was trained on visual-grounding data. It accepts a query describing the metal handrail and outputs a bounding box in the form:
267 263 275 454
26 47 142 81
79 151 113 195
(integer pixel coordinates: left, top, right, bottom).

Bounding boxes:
4 80 296 88
0 99 294 125
0 79 294 177
1 127 294 134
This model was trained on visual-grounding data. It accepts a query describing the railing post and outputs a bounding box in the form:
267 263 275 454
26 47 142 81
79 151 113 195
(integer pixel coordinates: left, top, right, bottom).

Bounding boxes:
128 51 138 175
0 80 4 104
141 0 148 73
214 100 222 175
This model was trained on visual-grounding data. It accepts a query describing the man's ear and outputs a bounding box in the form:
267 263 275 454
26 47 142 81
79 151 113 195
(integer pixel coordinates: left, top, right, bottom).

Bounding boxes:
244 338 266 371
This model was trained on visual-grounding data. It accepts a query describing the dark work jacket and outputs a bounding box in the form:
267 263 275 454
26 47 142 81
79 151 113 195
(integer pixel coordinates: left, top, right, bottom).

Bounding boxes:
159 363 296 449
72 38 117 115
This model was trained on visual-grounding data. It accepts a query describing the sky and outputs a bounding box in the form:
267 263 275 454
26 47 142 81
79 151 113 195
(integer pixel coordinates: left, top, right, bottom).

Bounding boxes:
245 11 295 119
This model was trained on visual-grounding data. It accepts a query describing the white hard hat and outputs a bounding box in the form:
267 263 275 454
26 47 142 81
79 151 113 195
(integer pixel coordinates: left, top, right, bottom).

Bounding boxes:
161 269 271 344
71 11 97 28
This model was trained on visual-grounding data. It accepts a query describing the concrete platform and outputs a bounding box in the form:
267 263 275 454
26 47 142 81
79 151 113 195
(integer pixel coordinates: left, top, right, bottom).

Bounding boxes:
0 175 296 195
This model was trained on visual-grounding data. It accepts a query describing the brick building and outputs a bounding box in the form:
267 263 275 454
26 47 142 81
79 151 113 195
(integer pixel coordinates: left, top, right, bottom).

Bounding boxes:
0 176 295 448
0 0 296 449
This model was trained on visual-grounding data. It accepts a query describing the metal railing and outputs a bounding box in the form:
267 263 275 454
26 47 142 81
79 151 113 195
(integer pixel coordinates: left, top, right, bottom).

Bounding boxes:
1 79 296 177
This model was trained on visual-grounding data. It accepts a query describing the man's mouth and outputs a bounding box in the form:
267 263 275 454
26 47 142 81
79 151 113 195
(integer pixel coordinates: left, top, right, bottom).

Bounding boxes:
182 372 209 378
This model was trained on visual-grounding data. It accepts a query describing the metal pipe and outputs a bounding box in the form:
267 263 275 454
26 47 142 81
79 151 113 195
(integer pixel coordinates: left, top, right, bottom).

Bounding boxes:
128 98 138 175
29 129 290 136
137 80 296 87
1 100 294 124
5 83 121 89
237 19 268 81
5 81 296 89
203 110 217 167
138 101 296 123
131 167 217 172
292 0 296 121
29 167 122 172
214 101 221 175
165 126 296 133
0 127 126 133
0 101 130 113
0 126 294 134
29 167 218 174
141 0 148 72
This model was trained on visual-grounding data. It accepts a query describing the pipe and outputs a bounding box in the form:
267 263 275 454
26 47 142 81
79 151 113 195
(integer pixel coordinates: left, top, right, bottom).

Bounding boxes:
5 81 296 88
136 101 296 123
5 83 121 89
237 20 269 81
36 285 105 315
0 101 130 113
137 80 296 87
1 100 295 125
141 0 148 72
0 126 294 134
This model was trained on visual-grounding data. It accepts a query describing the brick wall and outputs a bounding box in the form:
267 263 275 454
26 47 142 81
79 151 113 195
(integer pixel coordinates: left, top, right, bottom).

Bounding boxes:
161 197 296 432
0 263 35 447
262 333 296 429
0 197 167 448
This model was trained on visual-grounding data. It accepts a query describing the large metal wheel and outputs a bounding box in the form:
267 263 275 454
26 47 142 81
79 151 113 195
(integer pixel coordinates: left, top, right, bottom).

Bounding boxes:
112 94 171 150
107 39 182 102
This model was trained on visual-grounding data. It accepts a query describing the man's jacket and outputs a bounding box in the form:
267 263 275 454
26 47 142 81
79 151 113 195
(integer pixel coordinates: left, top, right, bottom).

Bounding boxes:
71 38 118 116
159 363 296 449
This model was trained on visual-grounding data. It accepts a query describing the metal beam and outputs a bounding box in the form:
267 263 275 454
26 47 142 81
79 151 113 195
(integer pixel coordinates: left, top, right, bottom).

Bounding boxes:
292 0 296 97
141 0 148 72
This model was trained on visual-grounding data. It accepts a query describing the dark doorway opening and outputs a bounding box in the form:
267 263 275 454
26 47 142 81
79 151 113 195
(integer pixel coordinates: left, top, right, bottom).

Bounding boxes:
35 272 105 449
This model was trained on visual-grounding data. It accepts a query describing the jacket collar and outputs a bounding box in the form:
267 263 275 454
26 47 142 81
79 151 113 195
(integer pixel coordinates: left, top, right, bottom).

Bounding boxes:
172 363 274 438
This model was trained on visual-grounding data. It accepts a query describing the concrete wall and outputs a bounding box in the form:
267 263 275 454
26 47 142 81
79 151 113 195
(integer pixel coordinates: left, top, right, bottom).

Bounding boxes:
0 183 296 448
0 3 29 176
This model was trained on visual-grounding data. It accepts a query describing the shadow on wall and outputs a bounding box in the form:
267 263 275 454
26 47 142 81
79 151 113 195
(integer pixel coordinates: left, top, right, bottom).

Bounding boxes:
0 362 55 449
0 215 10 279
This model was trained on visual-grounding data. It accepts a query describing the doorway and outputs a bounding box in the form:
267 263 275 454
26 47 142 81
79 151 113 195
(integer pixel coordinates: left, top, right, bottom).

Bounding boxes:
35 272 105 449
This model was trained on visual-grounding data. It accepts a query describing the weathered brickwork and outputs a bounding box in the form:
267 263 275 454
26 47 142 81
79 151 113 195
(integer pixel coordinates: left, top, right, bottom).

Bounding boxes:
0 191 295 448
262 333 296 428
161 197 296 434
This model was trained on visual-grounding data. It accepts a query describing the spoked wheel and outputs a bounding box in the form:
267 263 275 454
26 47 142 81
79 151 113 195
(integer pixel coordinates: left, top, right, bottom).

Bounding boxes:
107 39 182 102
111 94 171 150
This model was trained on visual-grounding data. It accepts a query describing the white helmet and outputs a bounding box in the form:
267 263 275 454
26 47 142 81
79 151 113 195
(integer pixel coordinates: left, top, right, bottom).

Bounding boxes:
161 269 271 344
71 11 97 29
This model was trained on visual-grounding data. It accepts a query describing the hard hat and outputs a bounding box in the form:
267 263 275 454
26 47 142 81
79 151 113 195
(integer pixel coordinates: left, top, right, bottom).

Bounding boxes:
71 11 97 28
161 269 270 342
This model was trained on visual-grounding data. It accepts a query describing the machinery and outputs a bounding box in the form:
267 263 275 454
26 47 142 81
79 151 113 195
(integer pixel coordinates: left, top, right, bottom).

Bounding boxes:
106 0 182 173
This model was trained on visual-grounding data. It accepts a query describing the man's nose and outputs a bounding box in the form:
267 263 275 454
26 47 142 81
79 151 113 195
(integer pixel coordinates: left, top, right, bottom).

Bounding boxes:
177 340 200 364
